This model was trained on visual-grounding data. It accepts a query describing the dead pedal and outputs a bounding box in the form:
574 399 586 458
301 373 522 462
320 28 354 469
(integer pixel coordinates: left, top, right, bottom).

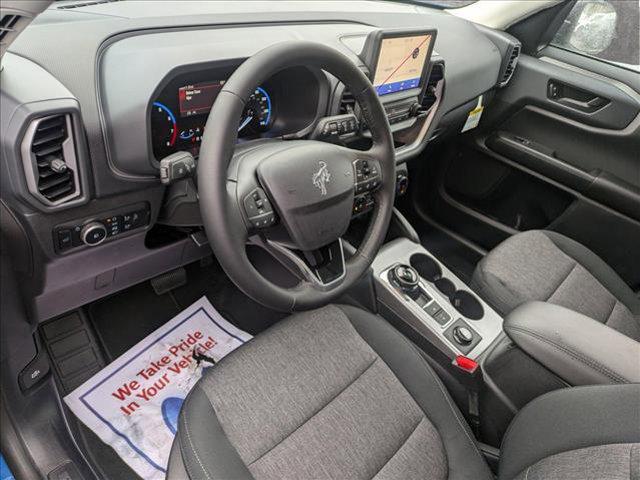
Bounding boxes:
150 267 187 295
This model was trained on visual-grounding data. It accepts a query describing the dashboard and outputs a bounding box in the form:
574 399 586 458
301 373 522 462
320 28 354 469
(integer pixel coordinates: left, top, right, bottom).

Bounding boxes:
1 0 508 322
150 65 321 160
148 27 438 163
79 20 501 177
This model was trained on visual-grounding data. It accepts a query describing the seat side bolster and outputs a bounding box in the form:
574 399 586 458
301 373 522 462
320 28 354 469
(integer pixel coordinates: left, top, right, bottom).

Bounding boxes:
167 434 189 479
498 384 640 480
338 304 493 480
173 385 254 480
504 301 640 385
471 257 523 316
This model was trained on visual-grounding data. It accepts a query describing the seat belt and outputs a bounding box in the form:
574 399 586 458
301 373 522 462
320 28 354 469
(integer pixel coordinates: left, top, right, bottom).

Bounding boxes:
453 355 483 438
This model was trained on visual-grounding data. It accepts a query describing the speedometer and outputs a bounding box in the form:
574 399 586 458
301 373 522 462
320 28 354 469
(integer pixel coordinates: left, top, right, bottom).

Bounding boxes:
151 102 178 150
238 87 272 135
151 78 275 159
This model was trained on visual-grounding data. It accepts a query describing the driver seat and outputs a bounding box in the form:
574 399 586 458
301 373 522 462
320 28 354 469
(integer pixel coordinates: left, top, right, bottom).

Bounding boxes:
167 304 640 480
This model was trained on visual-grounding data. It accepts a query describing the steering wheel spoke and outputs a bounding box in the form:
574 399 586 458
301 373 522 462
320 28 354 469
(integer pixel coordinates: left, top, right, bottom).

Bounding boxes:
251 236 347 291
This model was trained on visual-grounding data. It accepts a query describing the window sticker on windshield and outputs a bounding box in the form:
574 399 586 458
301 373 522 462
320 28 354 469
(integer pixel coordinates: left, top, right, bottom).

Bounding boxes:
461 95 484 133
64 297 252 480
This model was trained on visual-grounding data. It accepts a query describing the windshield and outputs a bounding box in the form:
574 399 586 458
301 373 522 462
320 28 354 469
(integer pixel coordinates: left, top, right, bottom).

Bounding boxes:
54 0 478 7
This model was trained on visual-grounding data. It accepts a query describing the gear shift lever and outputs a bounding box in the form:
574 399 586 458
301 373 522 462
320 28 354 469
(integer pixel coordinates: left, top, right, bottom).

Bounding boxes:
389 264 421 300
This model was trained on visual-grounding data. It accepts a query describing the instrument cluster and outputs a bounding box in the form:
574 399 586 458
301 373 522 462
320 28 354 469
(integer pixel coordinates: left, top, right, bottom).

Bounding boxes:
149 65 321 160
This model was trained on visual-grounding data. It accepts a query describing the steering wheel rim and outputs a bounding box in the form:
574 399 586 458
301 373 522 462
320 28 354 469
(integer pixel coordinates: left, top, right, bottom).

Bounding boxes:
198 40 395 311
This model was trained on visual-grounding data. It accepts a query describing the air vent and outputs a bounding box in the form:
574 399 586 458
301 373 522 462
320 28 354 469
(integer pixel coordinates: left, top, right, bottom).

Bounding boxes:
339 89 356 114
499 44 520 87
421 63 444 110
0 14 21 45
427 63 444 85
21 114 81 206
58 0 121 9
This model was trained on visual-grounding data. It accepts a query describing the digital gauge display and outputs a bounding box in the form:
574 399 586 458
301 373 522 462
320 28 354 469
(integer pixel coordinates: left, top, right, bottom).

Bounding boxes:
239 87 272 133
178 81 225 117
150 76 274 160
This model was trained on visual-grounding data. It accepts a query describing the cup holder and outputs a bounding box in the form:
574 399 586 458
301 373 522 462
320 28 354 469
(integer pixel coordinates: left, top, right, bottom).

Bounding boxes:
434 277 456 298
409 253 484 320
450 290 484 320
410 254 442 282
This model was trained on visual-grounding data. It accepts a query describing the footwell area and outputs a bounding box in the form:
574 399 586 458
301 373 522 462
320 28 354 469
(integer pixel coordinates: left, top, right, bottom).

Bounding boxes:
89 258 286 362
417 226 483 286
66 297 251 479
43 256 287 479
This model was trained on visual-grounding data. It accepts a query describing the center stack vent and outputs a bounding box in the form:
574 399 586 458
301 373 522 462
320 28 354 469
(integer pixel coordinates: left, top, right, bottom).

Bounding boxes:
339 88 356 114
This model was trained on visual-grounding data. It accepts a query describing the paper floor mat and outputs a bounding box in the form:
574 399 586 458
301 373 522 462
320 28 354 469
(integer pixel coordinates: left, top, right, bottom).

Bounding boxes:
64 296 252 479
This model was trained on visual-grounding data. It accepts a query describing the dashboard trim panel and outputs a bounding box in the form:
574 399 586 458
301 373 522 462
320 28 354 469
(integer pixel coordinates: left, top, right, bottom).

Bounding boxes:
96 24 349 178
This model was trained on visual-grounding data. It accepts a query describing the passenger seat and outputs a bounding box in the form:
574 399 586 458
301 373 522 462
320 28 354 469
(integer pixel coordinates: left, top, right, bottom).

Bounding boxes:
473 230 640 339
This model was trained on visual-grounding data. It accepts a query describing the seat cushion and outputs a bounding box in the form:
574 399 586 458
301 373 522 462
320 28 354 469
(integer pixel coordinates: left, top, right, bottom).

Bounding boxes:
510 443 639 480
169 304 493 480
498 384 640 480
472 230 640 340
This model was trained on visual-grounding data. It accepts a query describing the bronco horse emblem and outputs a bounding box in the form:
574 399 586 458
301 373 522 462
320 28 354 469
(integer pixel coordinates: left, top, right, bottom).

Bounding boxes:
312 161 331 196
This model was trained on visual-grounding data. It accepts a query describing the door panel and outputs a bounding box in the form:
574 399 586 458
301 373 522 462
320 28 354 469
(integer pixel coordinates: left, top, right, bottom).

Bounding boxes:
489 56 640 189
497 54 640 129
494 104 640 188
412 50 640 290
488 53 640 221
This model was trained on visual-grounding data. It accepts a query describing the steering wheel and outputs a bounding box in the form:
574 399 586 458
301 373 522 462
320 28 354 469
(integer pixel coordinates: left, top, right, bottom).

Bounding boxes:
198 41 395 311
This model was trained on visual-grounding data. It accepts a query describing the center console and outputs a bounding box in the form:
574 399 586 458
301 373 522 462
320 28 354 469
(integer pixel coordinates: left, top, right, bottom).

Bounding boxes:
372 238 503 360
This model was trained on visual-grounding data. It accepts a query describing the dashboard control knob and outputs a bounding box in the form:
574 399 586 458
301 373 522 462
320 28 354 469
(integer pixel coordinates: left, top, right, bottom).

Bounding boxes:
81 222 108 246
453 326 474 346
389 264 421 300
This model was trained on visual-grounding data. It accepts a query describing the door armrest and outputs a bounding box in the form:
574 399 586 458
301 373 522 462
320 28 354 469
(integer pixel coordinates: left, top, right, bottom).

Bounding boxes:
504 301 640 385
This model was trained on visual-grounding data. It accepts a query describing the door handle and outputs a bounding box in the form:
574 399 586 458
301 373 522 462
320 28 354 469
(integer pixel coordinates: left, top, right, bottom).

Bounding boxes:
587 96 609 108
547 80 610 113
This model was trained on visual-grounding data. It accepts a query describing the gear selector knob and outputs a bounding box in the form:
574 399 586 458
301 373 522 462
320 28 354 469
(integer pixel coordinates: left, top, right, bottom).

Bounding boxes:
389 264 421 299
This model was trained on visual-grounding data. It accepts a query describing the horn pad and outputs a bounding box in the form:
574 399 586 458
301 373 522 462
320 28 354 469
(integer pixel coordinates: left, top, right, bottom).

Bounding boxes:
257 142 355 251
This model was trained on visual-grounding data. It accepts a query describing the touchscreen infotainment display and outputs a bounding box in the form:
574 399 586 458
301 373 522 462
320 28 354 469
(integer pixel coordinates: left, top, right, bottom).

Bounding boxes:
371 34 433 96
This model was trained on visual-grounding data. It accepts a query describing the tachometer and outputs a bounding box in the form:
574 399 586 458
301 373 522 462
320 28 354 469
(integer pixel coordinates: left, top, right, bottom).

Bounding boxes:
151 102 178 149
238 87 272 135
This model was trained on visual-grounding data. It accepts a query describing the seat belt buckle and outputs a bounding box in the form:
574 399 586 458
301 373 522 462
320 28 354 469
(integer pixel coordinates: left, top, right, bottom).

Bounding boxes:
452 355 483 437
454 355 479 374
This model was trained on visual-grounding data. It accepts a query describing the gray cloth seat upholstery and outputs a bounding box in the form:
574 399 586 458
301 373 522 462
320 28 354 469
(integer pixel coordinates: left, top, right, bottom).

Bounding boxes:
472 230 640 340
167 304 640 480
499 384 640 480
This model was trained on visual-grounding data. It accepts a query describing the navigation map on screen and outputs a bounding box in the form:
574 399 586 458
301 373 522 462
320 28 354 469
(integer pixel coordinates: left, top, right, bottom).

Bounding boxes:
372 34 432 96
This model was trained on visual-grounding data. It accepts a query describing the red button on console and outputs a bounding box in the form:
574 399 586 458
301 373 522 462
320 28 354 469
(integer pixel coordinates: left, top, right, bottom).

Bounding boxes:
454 355 478 374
